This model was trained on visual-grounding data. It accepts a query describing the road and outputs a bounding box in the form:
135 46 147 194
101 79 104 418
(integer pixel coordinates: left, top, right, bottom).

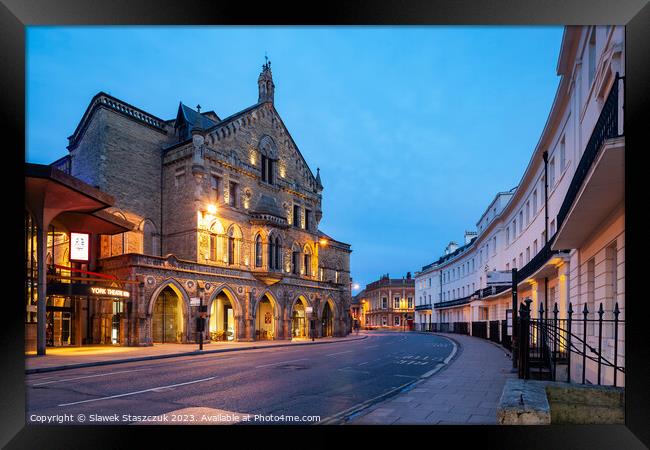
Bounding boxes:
25 331 455 425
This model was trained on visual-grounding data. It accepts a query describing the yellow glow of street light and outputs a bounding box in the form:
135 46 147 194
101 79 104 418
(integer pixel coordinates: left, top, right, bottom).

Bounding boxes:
207 204 217 215
319 238 328 246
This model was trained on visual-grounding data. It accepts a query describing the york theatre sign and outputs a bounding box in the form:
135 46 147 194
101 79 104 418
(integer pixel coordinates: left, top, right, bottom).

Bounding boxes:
47 282 130 299
90 286 130 298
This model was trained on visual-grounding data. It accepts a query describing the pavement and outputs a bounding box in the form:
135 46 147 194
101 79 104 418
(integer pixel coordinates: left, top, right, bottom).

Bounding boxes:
25 334 368 373
348 332 516 425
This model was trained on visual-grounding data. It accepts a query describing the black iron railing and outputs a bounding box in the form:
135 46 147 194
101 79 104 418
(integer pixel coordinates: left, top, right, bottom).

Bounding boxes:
516 234 559 283
478 284 510 298
501 319 512 351
489 320 501 343
517 298 625 387
556 74 623 230
472 321 487 339
434 296 472 309
415 303 433 311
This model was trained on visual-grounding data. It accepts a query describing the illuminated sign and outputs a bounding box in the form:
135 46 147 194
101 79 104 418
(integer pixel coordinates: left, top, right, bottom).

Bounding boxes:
70 232 90 262
89 286 130 298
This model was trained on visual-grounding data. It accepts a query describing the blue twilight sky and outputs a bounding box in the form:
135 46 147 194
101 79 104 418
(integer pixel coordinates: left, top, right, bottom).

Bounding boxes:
26 26 564 290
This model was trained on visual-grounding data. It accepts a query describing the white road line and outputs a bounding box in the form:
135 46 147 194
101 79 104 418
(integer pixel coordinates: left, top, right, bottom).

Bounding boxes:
394 374 417 378
338 368 370 374
358 362 369 366
32 368 152 386
58 377 215 407
326 350 352 357
255 358 308 368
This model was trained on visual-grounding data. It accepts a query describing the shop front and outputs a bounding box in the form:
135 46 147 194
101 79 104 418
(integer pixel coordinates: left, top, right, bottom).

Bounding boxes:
46 280 132 347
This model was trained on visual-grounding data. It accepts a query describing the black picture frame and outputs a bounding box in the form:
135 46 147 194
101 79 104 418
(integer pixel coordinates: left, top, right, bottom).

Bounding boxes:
4 0 649 448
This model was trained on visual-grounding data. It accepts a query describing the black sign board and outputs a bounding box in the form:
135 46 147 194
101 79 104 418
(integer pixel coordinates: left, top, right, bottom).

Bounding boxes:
47 282 130 299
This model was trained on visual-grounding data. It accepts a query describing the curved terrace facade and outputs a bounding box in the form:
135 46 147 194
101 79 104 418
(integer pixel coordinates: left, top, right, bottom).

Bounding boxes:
416 25 625 386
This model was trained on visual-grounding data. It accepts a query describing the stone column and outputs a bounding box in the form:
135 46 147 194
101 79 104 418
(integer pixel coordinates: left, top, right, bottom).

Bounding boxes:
244 290 254 341
558 261 570 320
532 279 546 319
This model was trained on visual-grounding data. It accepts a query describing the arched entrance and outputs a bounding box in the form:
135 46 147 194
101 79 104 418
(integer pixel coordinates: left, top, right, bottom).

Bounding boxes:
152 286 184 343
322 301 334 337
291 297 308 339
256 293 276 340
209 290 236 341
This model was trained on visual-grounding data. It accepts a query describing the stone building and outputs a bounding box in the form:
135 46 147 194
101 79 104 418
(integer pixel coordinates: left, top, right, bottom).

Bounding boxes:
47 60 352 345
363 274 415 330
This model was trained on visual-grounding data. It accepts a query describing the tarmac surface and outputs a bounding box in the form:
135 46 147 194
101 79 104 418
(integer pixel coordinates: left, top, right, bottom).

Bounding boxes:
25 331 454 425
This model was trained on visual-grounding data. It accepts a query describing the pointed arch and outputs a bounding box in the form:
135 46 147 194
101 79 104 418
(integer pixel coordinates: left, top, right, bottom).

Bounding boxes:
138 218 159 256
253 289 280 341
289 294 311 339
147 278 191 316
206 284 243 317
268 230 283 271
147 279 191 343
291 241 302 275
254 233 263 268
303 243 313 277
226 223 243 266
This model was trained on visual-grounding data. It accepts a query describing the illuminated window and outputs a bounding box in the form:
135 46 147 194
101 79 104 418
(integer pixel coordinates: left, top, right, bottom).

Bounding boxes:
393 297 400 309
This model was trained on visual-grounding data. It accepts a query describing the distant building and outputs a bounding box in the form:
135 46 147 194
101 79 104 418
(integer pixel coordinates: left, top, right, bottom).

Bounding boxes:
351 289 368 328
363 273 415 330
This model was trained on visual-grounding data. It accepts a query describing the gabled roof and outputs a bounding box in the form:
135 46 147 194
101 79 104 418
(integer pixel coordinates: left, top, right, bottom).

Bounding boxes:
175 103 219 130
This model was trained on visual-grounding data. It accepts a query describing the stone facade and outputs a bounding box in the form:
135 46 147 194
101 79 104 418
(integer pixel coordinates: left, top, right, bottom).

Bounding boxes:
52 61 352 344
362 274 415 329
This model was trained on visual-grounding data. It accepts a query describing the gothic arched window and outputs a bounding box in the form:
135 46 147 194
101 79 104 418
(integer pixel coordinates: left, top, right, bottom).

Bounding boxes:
255 234 263 268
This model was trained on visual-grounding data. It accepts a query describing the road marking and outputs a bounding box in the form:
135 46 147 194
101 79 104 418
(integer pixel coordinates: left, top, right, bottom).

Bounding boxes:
394 374 417 378
358 362 369 366
327 350 352 357
32 368 152 386
421 364 444 378
58 377 215 407
338 367 370 374
255 358 308 368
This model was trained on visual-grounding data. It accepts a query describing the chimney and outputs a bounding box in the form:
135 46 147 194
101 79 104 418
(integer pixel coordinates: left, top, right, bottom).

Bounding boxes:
445 241 459 255
464 230 478 244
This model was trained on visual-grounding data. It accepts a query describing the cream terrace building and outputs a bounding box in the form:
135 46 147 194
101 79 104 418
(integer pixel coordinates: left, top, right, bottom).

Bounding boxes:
415 25 624 386
45 60 353 345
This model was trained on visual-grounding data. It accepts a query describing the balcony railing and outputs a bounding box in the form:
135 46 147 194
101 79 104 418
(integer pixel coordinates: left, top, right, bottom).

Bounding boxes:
434 296 472 309
556 74 623 231
516 233 558 283
415 303 433 311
